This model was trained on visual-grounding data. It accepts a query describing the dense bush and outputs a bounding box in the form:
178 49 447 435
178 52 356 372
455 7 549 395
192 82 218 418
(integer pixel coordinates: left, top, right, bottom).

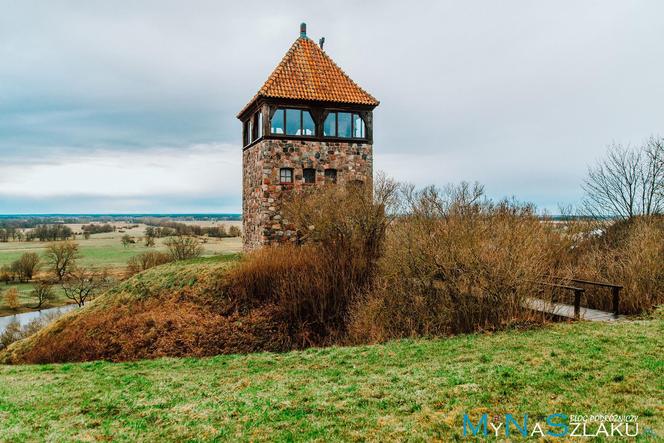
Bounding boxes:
126 251 173 276
348 183 562 342
165 236 204 261
225 177 398 346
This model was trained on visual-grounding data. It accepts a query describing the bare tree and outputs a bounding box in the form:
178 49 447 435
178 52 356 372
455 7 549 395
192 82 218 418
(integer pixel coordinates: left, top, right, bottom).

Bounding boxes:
44 241 80 281
31 281 55 309
61 268 109 307
165 236 203 261
582 137 664 219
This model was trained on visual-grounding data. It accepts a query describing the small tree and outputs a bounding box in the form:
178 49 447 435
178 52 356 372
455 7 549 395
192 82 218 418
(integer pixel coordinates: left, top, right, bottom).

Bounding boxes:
4 287 20 310
83 231 91 240
144 236 155 247
31 281 55 309
0 266 12 285
165 236 203 261
61 268 108 307
121 234 133 248
44 241 80 281
13 252 40 282
583 137 664 219
228 226 242 237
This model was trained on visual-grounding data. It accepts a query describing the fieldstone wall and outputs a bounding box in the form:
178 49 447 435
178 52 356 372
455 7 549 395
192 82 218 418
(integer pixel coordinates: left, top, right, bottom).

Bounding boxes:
242 138 373 250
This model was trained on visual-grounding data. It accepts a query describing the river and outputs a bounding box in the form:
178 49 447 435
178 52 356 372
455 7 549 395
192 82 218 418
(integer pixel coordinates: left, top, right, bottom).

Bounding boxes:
0 304 78 335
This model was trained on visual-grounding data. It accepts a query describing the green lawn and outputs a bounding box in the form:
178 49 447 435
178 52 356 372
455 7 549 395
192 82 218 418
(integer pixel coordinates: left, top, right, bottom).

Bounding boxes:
0 319 661 441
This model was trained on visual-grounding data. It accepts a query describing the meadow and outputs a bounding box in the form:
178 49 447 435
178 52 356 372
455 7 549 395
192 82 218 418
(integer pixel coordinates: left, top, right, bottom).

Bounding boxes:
0 318 661 441
0 222 242 315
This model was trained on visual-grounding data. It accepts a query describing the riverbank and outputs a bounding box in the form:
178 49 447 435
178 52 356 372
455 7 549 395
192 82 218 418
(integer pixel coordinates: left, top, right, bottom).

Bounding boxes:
0 304 78 335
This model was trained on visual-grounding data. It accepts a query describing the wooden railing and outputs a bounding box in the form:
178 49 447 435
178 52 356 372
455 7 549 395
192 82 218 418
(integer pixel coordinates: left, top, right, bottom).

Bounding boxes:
543 277 623 318
536 281 586 319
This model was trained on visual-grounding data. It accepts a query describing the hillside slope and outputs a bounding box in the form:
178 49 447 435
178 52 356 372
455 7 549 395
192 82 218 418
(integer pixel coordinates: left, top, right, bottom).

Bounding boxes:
0 319 662 441
0 255 292 364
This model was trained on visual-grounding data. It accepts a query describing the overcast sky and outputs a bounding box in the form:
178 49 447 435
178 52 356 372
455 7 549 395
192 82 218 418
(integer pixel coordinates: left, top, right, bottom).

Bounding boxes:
1 1 663 214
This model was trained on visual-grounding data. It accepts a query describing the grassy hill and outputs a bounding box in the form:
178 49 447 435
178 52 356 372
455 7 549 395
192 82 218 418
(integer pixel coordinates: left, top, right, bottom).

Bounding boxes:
0 319 661 441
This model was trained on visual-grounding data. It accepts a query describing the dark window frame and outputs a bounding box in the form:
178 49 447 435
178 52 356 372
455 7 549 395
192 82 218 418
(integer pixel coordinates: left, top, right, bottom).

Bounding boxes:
271 108 315 137
303 168 316 184
324 168 337 184
323 111 366 139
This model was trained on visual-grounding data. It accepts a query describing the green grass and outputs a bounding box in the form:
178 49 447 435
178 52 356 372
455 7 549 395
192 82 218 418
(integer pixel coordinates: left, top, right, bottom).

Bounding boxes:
0 319 661 441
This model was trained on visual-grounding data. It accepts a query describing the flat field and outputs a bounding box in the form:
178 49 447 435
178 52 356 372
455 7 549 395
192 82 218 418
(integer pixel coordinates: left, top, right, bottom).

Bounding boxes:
0 319 661 441
0 223 242 314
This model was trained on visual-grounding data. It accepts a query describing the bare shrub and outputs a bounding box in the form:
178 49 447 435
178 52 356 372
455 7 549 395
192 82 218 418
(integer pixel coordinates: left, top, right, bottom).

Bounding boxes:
126 251 173 277
348 183 561 342
228 225 242 237
4 287 20 310
165 236 203 261
61 268 110 307
570 217 664 314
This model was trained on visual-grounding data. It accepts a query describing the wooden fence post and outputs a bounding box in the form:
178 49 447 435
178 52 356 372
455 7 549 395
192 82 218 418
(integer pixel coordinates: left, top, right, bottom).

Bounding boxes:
612 286 621 316
574 289 582 319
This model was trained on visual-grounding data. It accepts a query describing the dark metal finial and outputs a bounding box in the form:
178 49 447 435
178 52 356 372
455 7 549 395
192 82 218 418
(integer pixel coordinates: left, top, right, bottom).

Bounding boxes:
300 22 306 38
319 37 325 49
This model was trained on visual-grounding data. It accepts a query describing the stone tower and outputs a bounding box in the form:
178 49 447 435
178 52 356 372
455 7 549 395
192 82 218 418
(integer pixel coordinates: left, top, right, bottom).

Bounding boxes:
238 23 379 250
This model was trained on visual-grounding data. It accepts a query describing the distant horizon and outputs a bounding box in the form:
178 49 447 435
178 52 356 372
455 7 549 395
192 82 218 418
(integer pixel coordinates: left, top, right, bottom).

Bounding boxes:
0 213 241 218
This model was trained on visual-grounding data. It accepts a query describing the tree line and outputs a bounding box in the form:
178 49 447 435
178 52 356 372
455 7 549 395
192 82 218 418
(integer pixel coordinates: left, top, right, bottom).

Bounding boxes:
144 223 241 239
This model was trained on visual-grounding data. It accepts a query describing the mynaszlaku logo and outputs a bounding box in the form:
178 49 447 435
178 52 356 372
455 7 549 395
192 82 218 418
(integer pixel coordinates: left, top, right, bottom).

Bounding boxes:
463 413 642 438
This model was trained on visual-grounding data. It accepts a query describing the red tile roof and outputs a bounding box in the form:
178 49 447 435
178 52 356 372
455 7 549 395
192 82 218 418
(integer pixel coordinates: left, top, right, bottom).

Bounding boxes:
238 36 379 117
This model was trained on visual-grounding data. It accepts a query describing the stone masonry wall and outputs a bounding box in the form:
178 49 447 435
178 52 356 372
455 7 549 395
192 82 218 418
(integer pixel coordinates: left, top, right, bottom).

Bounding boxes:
242 138 373 250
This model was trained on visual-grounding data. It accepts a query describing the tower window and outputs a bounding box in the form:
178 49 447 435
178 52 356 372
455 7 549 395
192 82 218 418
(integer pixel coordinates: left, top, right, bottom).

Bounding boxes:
323 113 336 136
279 168 293 183
323 112 366 139
271 109 285 134
324 168 337 183
271 108 315 136
337 112 352 138
353 114 365 138
303 168 316 184
256 112 263 139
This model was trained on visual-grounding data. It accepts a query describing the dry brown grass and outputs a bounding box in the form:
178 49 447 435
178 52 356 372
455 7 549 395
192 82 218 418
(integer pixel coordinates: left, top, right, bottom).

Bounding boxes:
569 216 664 314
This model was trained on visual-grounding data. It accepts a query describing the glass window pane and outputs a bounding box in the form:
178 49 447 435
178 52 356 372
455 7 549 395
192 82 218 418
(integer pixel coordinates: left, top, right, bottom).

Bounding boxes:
353 114 365 138
286 109 301 135
303 168 316 183
271 109 284 134
302 111 315 136
248 120 253 143
323 113 336 136
280 168 293 183
337 112 352 138
257 112 263 138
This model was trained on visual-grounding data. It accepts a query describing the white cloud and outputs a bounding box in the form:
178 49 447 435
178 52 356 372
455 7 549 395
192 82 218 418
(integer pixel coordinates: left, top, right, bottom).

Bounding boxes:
0 144 241 199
